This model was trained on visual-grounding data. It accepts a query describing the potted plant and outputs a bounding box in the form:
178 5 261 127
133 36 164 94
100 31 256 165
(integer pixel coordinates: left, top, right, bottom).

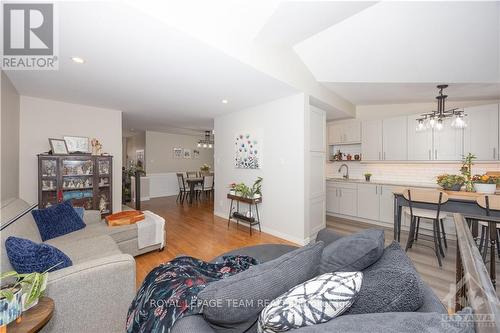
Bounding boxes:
0 270 49 326
436 174 465 191
364 173 372 181
200 164 210 175
461 153 476 192
229 177 263 199
472 174 498 194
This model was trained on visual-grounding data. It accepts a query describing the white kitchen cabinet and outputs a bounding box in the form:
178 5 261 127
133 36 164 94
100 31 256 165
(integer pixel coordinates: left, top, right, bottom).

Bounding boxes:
326 182 357 216
326 184 340 214
407 115 433 160
379 185 396 224
464 104 499 160
338 187 357 216
383 116 407 160
343 121 361 143
357 183 380 220
361 120 383 161
433 117 463 161
327 120 361 145
328 123 343 145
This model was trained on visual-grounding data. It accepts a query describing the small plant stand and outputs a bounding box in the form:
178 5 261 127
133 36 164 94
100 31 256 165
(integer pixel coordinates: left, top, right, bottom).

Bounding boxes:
227 193 262 235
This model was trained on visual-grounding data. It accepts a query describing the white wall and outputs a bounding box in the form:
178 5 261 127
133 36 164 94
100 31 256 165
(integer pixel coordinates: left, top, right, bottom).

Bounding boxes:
126 132 146 168
1 72 20 202
214 93 307 244
19 96 123 211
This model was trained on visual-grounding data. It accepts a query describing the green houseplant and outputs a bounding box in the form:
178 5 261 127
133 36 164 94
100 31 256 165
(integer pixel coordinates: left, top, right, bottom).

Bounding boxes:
364 173 372 181
436 174 465 191
229 177 263 198
461 153 476 192
0 269 50 326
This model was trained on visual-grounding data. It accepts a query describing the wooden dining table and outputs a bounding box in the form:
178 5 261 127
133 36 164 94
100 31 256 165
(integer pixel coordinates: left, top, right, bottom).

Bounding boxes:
393 189 500 242
185 177 204 204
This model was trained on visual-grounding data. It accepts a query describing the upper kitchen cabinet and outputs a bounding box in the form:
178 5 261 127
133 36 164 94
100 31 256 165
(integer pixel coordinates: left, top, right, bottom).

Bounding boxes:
407 114 433 160
433 117 463 161
327 120 361 145
382 116 407 160
464 104 499 161
361 119 383 161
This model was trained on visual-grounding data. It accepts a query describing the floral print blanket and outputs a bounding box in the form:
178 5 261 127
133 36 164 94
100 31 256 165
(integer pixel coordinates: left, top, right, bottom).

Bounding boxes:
126 255 258 333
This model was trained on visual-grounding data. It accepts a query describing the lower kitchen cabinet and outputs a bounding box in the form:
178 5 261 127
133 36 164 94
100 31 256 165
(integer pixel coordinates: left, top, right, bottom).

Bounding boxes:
379 185 396 224
327 181 395 226
357 184 379 220
326 183 357 216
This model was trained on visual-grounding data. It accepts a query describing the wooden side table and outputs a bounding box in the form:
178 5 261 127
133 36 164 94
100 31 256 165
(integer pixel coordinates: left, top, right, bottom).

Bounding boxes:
3 297 54 333
227 193 262 235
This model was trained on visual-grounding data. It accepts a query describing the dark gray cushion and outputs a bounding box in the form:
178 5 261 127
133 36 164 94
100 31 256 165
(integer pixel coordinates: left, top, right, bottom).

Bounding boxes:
171 315 216 333
291 308 474 333
198 242 324 332
320 229 384 274
345 241 424 315
315 228 343 246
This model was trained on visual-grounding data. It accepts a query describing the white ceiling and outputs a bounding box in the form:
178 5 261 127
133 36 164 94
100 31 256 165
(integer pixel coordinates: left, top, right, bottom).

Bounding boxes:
5 1 296 133
323 83 500 106
5 1 500 128
295 1 500 83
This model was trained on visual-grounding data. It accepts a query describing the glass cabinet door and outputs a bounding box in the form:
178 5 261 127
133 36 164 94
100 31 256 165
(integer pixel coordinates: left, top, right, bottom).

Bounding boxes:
40 158 58 208
61 158 94 209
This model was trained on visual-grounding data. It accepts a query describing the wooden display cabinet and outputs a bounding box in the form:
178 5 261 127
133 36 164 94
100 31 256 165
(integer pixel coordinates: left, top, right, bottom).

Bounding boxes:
38 154 113 216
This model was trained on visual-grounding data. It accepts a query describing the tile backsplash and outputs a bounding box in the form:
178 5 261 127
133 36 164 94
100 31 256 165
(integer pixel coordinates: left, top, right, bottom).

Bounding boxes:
326 162 500 184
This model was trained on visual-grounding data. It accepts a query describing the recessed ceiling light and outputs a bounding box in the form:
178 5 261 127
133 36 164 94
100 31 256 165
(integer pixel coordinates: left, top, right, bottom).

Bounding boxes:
71 57 85 64
221 99 228 104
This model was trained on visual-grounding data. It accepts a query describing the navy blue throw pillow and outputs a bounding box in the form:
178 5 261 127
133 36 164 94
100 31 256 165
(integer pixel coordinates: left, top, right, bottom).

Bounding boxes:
5 236 72 273
74 207 85 220
32 201 86 241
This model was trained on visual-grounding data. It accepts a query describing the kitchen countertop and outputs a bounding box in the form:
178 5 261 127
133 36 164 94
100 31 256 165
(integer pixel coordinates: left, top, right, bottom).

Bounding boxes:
325 177 439 189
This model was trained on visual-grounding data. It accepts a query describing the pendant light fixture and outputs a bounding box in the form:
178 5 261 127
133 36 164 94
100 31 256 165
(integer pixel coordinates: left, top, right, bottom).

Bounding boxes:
416 85 467 131
197 130 214 149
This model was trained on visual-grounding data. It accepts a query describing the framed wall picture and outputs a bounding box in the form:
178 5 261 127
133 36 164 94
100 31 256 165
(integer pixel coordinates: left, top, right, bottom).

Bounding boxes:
49 138 69 155
183 149 192 159
173 148 183 159
64 136 90 153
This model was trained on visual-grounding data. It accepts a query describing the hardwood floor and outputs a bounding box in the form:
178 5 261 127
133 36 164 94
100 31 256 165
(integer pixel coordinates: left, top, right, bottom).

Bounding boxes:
133 195 495 312
132 196 294 286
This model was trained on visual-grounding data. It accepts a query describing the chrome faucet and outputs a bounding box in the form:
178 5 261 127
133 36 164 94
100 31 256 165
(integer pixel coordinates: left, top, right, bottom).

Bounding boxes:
338 164 349 179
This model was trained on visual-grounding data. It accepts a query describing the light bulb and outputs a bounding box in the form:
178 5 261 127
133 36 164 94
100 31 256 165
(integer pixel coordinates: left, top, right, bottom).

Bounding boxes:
203 143 207 148
435 118 443 131
197 143 201 148
416 119 424 132
429 117 436 128
208 143 213 148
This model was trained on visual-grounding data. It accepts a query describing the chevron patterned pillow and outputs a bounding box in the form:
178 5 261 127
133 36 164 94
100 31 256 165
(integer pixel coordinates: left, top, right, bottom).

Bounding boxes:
258 272 363 333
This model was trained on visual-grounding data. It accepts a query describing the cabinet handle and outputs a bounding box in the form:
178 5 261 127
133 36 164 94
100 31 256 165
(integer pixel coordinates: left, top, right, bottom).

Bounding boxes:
435 149 438 160
494 148 497 159
380 186 383 195
375 186 378 195
340 188 342 197
428 150 431 160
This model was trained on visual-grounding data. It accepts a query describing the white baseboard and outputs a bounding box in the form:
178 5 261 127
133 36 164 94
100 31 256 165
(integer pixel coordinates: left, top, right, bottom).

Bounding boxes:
213 211 306 245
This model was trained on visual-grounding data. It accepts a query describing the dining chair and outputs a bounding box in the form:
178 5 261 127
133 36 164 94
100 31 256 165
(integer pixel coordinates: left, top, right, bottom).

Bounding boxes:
476 195 500 262
403 188 449 267
186 171 198 178
176 173 189 203
201 175 214 200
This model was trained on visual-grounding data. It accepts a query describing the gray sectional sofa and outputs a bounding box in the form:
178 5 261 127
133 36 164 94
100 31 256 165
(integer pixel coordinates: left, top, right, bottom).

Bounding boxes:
0 199 163 333
171 228 469 333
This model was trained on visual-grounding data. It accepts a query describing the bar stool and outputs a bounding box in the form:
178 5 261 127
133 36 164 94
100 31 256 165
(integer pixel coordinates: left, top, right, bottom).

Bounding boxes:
404 188 449 267
475 195 500 289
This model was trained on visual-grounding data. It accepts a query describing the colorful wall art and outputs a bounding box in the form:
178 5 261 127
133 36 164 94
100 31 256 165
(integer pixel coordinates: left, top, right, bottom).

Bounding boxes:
235 133 260 169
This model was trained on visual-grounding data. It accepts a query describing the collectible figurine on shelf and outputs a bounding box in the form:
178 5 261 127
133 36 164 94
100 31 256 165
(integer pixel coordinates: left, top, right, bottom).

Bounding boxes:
91 138 103 155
